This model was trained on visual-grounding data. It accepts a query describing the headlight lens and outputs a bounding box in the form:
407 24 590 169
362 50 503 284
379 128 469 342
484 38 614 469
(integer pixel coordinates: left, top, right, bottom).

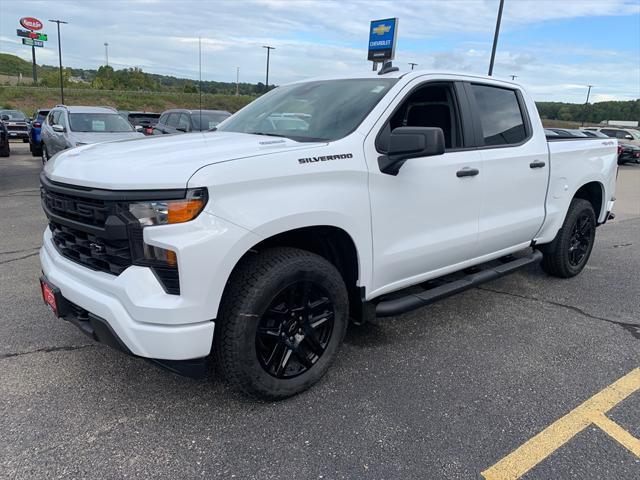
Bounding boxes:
128 188 207 226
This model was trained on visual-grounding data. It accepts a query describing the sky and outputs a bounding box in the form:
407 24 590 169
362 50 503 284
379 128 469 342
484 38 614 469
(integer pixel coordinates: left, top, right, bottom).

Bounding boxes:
1 0 639 103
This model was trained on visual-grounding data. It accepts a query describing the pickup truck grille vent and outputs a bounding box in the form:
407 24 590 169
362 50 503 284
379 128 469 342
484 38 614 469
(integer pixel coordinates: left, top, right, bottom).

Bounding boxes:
41 189 109 227
50 222 132 275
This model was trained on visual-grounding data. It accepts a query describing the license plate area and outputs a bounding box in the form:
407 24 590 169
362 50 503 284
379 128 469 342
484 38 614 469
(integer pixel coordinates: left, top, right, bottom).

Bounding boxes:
39 276 69 317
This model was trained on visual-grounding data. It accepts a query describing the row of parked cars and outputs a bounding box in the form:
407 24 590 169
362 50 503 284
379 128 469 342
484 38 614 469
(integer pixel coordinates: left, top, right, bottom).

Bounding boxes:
544 126 640 164
0 106 231 161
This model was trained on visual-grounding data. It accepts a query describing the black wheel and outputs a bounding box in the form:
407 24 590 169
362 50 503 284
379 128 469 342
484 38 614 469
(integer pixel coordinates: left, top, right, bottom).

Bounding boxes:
31 144 42 157
22 138 29 143
41 144 49 164
214 247 348 400
0 142 9 157
540 198 596 278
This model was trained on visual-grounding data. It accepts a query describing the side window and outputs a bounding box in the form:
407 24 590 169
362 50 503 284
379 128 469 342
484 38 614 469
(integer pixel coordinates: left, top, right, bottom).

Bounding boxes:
616 130 630 139
178 114 191 131
471 84 527 146
58 112 68 128
600 129 617 138
51 111 62 126
377 82 462 151
158 114 168 125
166 113 180 128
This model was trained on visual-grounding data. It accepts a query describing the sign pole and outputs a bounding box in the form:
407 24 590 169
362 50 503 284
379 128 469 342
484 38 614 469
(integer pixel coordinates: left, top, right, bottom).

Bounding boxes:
31 45 37 83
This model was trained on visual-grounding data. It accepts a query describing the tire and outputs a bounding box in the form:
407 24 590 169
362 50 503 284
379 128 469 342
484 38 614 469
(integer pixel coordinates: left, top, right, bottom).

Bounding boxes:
214 247 349 400
41 144 49 164
31 143 42 157
540 198 596 278
0 142 9 157
22 138 29 143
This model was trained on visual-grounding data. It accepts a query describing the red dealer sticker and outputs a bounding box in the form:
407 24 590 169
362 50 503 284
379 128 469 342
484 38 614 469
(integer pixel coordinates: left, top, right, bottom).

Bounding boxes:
20 17 43 31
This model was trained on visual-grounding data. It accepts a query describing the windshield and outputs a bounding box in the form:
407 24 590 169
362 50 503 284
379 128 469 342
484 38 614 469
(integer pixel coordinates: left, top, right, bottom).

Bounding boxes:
217 79 398 142
1 110 27 121
192 112 231 131
69 113 135 133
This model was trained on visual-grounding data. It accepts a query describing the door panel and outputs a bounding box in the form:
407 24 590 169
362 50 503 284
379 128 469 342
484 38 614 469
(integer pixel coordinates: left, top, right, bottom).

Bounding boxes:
467 83 549 255
364 79 482 296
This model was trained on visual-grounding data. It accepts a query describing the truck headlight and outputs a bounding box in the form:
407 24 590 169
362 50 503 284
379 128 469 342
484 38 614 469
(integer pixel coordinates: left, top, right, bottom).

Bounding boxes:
128 188 207 226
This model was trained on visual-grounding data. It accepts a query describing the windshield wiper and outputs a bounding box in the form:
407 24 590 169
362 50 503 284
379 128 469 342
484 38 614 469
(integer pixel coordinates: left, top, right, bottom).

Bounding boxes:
247 132 288 138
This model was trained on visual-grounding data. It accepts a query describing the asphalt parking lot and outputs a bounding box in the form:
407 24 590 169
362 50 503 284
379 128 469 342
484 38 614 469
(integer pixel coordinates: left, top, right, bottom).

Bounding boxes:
1 142 639 479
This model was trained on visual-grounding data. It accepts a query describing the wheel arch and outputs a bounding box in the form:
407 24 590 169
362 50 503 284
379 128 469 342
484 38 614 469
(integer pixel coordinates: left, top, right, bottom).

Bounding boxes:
221 224 366 322
573 181 605 221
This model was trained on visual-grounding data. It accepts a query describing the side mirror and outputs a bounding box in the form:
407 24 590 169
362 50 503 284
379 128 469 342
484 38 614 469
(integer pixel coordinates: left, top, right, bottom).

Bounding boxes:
0 115 9 121
624 134 633 140
378 127 445 175
52 124 65 133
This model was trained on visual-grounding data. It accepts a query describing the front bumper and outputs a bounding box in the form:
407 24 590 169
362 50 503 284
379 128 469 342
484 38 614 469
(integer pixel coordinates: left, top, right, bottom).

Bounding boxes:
40 233 215 361
7 130 28 139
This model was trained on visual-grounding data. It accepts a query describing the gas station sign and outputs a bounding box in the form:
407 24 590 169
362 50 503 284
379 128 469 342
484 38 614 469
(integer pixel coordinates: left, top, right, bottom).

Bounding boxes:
22 38 44 48
17 29 48 41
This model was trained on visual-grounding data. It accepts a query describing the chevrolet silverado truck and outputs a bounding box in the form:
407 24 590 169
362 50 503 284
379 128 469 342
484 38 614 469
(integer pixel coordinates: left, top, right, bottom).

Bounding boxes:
39 70 617 399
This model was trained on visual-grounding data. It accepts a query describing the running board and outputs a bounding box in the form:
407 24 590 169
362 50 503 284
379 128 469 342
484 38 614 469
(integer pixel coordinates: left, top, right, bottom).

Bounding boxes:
375 250 543 317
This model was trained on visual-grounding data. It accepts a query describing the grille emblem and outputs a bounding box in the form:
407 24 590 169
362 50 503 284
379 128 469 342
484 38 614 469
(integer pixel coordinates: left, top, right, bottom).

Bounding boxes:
89 242 105 254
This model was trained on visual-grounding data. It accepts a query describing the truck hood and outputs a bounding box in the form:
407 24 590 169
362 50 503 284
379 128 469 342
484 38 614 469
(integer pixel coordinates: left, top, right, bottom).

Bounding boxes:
44 132 324 189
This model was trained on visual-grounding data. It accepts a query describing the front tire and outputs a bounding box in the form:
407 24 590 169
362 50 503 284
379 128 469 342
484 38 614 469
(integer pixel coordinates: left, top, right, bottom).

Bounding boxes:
540 198 596 278
0 142 9 157
214 247 349 400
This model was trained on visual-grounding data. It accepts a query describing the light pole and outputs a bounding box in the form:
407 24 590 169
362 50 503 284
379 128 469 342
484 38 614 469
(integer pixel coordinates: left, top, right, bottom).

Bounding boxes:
235 66 240 96
409 62 418 70
49 19 68 103
263 45 275 92
104 42 109 66
488 0 505 76
582 85 593 126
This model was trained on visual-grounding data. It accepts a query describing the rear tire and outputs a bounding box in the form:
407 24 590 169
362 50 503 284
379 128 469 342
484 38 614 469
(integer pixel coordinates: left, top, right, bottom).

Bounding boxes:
0 142 9 157
31 144 42 157
214 247 349 400
540 198 596 278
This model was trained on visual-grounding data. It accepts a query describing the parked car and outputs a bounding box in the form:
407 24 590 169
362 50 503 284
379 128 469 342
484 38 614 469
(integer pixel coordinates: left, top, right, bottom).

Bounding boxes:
545 128 589 137
580 130 609 138
120 111 161 135
153 109 231 135
0 109 30 142
583 126 640 146
0 114 10 157
40 105 145 162
28 108 50 157
617 143 640 164
39 71 617 399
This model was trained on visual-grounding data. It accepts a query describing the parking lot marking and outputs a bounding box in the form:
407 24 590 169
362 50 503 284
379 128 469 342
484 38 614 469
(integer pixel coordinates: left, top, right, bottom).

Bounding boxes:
482 368 640 480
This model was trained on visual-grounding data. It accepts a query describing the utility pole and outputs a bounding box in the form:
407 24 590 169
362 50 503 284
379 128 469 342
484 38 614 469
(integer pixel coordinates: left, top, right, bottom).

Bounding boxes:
235 66 240 96
49 19 68 103
409 62 418 70
582 85 593 126
510 74 517 81
31 45 37 83
488 0 505 76
262 45 275 92
104 42 109 66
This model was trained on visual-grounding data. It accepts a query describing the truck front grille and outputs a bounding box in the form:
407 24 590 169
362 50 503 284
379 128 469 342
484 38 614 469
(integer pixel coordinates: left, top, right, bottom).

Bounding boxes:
40 174 181 294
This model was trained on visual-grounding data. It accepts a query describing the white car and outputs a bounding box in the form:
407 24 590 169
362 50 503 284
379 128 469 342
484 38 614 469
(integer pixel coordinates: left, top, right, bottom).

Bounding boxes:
39 71 617 399
40 105 144 162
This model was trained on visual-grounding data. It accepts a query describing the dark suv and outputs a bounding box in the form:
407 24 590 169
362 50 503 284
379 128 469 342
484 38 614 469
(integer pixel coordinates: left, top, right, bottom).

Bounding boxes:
0 110 30 142
153 109 231 135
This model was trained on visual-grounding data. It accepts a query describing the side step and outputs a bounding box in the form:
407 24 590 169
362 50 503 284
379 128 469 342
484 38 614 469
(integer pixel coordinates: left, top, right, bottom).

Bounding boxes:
375 250 542 317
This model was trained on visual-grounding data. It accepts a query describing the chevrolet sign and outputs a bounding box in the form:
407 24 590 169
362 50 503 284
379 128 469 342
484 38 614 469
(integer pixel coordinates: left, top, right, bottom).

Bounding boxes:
368 18 398 62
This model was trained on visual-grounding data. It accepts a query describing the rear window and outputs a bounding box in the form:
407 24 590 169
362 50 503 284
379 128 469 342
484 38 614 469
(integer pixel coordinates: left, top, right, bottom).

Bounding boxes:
471 84 527 146
69 113 134 132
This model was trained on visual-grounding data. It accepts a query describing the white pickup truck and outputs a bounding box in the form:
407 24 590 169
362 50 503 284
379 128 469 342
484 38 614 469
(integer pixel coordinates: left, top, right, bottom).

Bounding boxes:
39 70 617 399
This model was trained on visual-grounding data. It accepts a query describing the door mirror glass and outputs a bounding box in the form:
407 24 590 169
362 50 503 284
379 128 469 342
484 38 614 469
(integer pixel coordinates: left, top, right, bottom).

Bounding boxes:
52 124 65 133
379 127 445 175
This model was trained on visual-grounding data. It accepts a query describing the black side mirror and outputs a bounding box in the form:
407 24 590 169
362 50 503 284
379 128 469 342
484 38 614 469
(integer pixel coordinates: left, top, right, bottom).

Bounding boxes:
0 115 9 121
378 127 445 175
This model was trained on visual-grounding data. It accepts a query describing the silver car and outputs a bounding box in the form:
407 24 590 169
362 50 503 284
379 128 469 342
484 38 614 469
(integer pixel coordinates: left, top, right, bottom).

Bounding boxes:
41 105 144 162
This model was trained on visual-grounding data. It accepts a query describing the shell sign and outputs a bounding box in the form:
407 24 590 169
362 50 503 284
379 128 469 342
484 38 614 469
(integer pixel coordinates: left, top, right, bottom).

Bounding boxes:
20 17 43 31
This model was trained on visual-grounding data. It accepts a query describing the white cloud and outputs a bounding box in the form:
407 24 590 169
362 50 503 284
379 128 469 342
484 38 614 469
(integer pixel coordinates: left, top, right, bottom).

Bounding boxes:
0 0 638 101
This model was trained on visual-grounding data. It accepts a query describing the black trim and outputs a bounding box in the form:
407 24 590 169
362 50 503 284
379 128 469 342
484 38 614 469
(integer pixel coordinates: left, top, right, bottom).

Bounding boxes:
40 172 187 201
50 287 207 378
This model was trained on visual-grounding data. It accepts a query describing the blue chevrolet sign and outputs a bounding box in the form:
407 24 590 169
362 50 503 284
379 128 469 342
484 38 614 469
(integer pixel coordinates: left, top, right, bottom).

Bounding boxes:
368 18 398 62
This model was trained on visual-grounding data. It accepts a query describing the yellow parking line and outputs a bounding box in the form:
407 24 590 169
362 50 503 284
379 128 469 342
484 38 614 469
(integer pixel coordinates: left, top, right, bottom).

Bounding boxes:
482 368 640 480
592 412 640 457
